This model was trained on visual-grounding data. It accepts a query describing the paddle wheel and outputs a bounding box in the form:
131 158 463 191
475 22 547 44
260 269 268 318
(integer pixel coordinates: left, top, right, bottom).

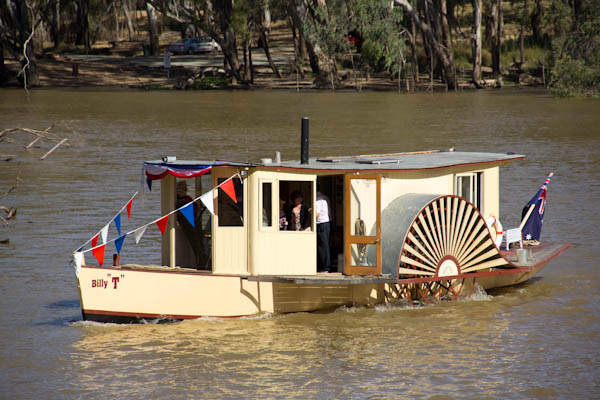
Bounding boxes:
381 194 511 303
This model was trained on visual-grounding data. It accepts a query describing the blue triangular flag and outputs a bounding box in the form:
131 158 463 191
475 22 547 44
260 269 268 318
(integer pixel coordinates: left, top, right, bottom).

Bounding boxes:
146 178 152 191
115 234 127 254
180 203 195 227
114 213 121 235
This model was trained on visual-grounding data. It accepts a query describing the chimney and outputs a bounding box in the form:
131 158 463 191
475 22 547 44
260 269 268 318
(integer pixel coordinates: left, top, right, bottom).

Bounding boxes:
301 117 309 164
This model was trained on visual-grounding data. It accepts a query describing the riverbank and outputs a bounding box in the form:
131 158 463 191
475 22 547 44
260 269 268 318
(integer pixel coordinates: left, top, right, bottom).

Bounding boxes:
2 53 523 92
1 28 541 92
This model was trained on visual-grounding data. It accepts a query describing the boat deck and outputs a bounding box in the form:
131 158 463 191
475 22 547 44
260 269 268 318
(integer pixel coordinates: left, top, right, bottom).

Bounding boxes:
117 242 569 286
499 242 570 269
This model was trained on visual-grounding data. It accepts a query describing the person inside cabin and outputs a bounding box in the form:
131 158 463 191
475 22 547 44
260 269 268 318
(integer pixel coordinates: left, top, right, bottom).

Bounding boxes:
176 180 194 208
286 191 311 231
175 180 205 268
315 188 332 272
279 199 288 230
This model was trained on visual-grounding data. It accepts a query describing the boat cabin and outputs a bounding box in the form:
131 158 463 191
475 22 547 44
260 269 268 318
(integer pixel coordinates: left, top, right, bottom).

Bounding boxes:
145 149 523 278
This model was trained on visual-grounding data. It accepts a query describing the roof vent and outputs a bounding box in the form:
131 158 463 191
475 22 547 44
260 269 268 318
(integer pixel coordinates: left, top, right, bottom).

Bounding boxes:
261 158 273 165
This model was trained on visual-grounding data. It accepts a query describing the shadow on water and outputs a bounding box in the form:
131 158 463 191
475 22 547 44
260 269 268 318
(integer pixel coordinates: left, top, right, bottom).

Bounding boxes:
46 299 80 309
486 276 544 296
37 315 83 326
36 299 82 326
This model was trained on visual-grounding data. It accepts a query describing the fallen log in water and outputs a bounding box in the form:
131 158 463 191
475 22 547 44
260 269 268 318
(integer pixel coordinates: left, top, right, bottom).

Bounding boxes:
0 122 74 160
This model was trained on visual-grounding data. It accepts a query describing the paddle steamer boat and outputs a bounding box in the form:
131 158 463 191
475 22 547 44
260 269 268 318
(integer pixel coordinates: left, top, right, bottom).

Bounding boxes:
73 119 569 323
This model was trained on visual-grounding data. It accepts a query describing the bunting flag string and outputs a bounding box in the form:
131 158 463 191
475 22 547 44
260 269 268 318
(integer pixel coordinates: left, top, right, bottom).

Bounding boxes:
76 191 139 252
155 215 170 235
100 224 109 244
126 197 134 219
115 234 127 254
75 173 242 265
91 233 99 249
200 190 214 215
114 214 122 235
180 203 195 227
92 244 106 266
134 226 147 244
220 178 238 203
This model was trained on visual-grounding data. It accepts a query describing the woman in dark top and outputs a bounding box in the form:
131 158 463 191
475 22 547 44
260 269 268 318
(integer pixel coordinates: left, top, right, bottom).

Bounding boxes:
286 191 311 231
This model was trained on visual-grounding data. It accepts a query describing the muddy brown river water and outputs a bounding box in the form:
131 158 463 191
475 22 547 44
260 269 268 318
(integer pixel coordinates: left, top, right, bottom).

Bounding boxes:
0 88 599 399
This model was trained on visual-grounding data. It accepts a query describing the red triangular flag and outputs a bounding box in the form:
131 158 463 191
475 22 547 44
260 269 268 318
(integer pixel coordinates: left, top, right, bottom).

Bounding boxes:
221 179 237 203
126 198 133 219
156 214 169 235
92 244 106 266
91 233 99 248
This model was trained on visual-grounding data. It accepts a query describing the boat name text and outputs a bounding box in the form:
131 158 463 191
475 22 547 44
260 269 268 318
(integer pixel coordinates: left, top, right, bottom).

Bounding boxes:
91 273 125 289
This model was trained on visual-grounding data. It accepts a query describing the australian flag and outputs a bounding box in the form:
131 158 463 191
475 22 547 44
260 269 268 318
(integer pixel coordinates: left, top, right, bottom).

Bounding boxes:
521 173 553 241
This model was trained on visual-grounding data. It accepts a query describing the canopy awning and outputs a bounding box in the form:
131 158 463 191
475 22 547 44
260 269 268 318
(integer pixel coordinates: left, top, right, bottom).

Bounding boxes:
143 160 253 180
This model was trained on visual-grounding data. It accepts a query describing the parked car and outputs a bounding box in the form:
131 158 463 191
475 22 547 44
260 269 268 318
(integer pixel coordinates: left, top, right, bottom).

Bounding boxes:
168 37 221 55
196 37 221 53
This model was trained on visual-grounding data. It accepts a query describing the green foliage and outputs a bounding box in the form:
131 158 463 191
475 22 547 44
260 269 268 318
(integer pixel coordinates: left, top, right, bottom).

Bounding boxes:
303 0 351 59
349 0 407 72
193 76 230 89
547 0 600 97
452 40 491 68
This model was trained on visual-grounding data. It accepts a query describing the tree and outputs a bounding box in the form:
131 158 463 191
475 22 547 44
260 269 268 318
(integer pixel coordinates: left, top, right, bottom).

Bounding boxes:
489 0 503 84
289 0 340 88
0 0 51 87
394 0 457 90
350 0 407 81
548 0 600 96
472 0 482 84
146 0 159 55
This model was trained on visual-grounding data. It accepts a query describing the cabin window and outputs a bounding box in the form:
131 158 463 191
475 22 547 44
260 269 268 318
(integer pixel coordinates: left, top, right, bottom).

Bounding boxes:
262 182 272 227
455 172 483 209
217 177 244 226
279 180 313 231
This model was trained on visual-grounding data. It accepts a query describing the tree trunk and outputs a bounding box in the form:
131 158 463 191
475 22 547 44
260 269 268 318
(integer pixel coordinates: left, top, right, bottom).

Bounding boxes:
221 26 244 84
394 0 456 90
490 0 502 83
248 41 254 84
472 0 482 84
243 41 250 81
530 0 542 44
287 14 305 78
76 0 90 51
259 29 281 78
50 0 61 48
289 0 334 87
519 0 527 66
146 1 159 56
122 0 134 40
410 19 419 86
0 41 6 77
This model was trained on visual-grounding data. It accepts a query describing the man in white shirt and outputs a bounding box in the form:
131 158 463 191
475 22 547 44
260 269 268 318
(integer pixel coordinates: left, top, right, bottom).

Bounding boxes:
316 190 331 272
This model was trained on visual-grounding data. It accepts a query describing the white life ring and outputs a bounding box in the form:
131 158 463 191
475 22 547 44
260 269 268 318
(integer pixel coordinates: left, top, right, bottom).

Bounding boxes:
486 215 504 248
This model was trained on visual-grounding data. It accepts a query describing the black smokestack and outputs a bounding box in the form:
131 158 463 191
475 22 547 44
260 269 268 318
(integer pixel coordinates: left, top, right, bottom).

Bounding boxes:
301 117 309 164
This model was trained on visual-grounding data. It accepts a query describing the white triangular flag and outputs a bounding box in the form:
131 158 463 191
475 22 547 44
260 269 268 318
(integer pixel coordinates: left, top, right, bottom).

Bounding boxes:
101 224 109 244
134 225 147 244
200 190 215 215
73 252 83 278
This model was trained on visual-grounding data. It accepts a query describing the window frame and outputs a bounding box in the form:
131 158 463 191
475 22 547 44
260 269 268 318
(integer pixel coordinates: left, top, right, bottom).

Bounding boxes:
455 172 483 210
259 179 276 232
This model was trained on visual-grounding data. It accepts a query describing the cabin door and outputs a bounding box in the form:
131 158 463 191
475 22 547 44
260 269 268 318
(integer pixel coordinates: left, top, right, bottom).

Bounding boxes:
212 167 247 274
344 174 382 275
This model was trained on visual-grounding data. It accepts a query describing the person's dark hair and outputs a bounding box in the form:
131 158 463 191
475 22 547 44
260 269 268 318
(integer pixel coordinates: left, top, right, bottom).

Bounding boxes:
290 190 302 201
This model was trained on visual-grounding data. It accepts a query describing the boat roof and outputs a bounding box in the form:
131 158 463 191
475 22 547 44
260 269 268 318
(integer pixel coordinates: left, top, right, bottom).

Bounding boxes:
145 150 524 174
